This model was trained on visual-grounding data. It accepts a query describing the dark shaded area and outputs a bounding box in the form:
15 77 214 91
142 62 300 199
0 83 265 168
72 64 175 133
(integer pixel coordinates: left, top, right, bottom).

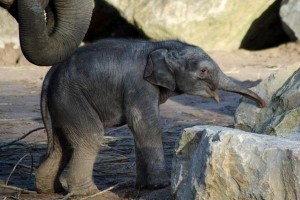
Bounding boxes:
84 0 146 43
240 0 291 50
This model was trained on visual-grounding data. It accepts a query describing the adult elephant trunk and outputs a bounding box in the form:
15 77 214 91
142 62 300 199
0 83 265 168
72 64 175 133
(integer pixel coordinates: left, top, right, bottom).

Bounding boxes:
18 0 94 66
217 72 266 108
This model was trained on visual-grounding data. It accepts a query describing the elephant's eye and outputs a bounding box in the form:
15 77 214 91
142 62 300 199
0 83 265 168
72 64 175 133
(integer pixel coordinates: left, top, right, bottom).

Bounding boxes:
198 68 209 79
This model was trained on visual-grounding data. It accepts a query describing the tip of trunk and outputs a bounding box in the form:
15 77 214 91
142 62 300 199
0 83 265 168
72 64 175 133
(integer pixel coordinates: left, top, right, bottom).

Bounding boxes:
237 91 266 108
218 75 266 108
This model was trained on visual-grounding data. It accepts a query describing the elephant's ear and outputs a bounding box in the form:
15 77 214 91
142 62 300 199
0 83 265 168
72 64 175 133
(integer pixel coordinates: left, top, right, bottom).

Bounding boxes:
144 49 176 91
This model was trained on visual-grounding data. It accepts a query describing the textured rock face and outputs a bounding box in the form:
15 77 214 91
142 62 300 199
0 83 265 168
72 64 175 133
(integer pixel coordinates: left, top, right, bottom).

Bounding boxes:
235 65 300 136
106 0 275 51
172 126 300 200
280 0 300 40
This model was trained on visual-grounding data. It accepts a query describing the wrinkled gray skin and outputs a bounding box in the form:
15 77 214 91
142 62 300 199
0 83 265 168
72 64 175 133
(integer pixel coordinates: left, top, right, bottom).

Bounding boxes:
37 39 265 195
0 0 94 66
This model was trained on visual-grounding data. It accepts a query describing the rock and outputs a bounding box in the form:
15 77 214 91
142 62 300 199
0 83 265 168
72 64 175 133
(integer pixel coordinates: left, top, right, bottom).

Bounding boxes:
234 64 300 136
262 106 300 136
171 125 300 200
280 0 300 40
106 0 276 51
0 8 19 48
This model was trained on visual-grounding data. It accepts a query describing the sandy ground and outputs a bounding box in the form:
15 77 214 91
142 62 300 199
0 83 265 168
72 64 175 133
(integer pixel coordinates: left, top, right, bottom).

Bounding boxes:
0 42 299 199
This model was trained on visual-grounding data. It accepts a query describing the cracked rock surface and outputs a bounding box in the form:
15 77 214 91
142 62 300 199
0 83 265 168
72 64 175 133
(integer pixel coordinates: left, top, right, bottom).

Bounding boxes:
172 125 300 200
235 65 300 136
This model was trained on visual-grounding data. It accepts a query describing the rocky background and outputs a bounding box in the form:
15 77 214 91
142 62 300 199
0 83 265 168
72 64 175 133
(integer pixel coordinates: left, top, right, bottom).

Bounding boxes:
0 0 300 199
1 0 299 66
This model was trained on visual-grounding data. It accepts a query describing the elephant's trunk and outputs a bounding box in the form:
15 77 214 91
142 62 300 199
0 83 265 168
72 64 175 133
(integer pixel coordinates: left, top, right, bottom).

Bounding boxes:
217 73 266 108
18 0 94 66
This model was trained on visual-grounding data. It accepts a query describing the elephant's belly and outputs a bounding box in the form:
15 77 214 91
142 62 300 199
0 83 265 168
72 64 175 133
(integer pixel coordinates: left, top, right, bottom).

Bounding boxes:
102 114 126 128
92 98 126 128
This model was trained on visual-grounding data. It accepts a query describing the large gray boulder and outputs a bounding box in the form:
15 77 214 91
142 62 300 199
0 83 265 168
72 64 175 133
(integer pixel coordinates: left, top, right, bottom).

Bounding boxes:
235 65 300 136
105 0 276 51
280 0 300 40
172 125 300 200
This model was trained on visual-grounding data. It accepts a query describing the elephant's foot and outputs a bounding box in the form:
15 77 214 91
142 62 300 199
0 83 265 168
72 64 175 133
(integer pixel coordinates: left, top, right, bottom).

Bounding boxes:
69 181 99 196
136 171 170 189
36 179 66 194
35 164 65 193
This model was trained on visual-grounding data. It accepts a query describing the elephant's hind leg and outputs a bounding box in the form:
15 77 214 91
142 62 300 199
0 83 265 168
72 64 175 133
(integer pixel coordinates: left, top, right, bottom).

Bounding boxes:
67 145 100 196
65 118 104 195
35 128 71 193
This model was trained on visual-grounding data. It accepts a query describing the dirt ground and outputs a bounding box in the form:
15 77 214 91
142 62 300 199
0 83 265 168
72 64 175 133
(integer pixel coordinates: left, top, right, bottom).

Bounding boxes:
0 42 299 200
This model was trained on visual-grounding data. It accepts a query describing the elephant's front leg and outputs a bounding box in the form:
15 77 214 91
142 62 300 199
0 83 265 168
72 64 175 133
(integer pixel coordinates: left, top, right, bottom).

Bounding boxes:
127 104 169 189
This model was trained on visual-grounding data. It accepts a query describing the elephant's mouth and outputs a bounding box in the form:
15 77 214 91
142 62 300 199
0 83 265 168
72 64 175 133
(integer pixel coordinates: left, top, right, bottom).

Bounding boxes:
185 87 220 103
211 90 220 104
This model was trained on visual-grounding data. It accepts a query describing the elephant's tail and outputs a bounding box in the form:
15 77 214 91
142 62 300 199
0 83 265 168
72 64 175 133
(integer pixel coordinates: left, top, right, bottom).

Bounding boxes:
40 65 57 157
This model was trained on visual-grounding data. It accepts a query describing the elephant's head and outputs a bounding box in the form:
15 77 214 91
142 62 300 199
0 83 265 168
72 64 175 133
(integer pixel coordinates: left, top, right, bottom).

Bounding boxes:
144 46 266 108
2 0 94 66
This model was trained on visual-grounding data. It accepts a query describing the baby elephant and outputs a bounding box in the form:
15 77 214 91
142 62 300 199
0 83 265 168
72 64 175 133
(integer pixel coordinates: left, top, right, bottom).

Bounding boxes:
36 39 265 195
